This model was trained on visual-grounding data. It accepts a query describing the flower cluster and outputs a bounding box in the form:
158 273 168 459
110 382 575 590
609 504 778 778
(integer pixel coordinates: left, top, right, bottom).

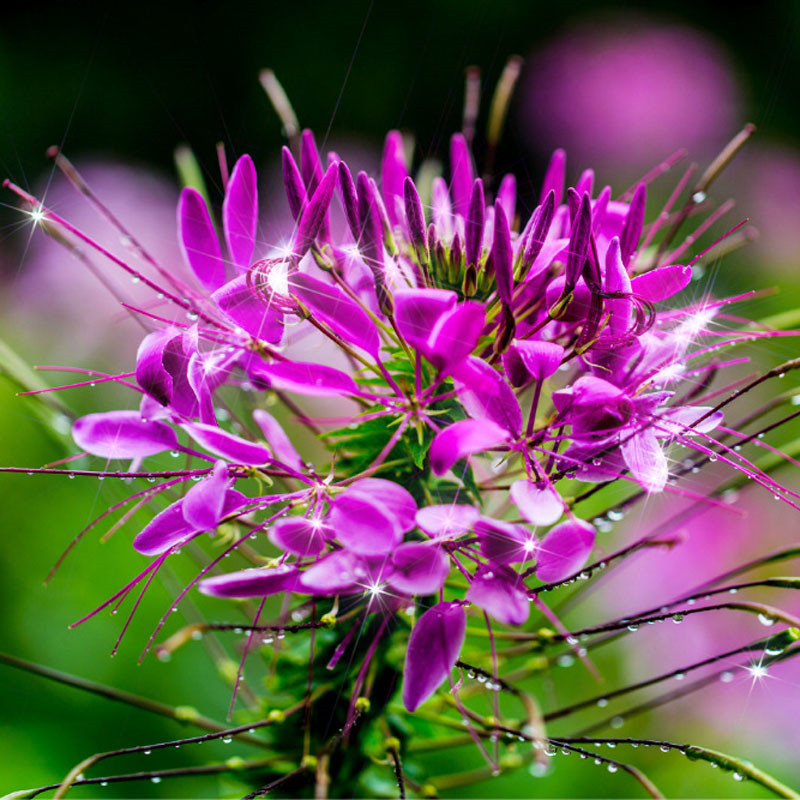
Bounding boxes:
6 91 800 797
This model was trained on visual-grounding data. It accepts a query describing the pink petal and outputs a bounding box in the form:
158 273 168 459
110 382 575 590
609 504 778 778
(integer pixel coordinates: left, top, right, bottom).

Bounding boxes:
288 273 380 358
512 340 564 381
347 478 417 533
452 357 522 436
199 564 298 598
475 517 537 564
185 422 272 465
328 491 401 555
630 264 692 302
73 411 178 459
381 130 408 227
465 565 529 625
387 542 449 595
621 428 668 493
393 288 457 352
177 187 226 291
248 360 359 398
222 154 258 269
269 517 332 557
430 418 511 476
211 275 284 343
510 480 564 527
535 519 596 583
415 504 479 538
182 461 229 531
426 302 486 371
252 409 303 472
402 601 466 711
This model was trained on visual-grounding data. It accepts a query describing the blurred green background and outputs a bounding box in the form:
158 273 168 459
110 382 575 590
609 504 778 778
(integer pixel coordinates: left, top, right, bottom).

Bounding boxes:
2 1 800 797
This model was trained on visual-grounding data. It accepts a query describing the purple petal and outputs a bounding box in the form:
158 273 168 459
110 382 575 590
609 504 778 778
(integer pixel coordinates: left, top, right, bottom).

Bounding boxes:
621 427 668 493
429 418 511 476
465 565 529 626
502 344 528 388
136 329 174 406
182 460 229 530
298 550 387 595
620 182 646 266
496 173 516 224
328 491 401 555
426 302 485 371
415 504 479 538
510 480 564 527
294 163 337 257
347 478 417 533
475 517 537 565
402 601 466 711
381 131 408 227
357 171 385 270
248 359 359 398
394 288 457 352
199 564 298 598
513 340 564 381
178 187 226 291
449 133 474 217
604 238 633 336
403 177 427 258
73 411 179 459
281 146 307 220
535 519 595 583
452 357 522 436
288 272 380 358
300 129 323 192
387 542 449 595
184 422 272 465
522 190 555 272
565 191 592 287
134 501 193 556
269 517 332 557
465 178 485 268
252 409 303 472
431 178 453 240
630 264 692 302
540 148 566 206
575 168 594 198
211 275 284 343
337 161 361 242
492 202 513 307
223 155 258 269
658 405 724 437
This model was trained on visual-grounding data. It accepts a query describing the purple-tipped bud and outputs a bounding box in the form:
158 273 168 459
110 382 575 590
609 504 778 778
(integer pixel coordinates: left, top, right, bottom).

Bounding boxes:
381 130 408 227
492 201 513 308
496 173 516 224
337 161 360 243
451 232 463 268
450 132 475 217
575 168 595 198
565 191 592 289
300 129 323 193
403 176 427 261
465 178 485 268
541 148 566 206
294 163 337 258
522 190 555 273
592 185 612 231
620 182 646 267
566 186 581 223
356 171 384 269
281 146 307 221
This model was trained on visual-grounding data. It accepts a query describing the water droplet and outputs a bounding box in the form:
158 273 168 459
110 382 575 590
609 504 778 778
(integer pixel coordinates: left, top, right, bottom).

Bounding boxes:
765 642 785 656
557 654 575 668
607 764 618 773
674 672 685 681
151 776 162 784
605 742 616 749
720 671 735 683
733 772 744 782
597 698 609 708
610 716 625 729
672 614 684 624
607 509 625 522
758 614 776 627
222 737 233 744
728 587 738 594
67 473 75 479
144 749 152 755
565 635 578 646
594 757 603 766
660 745 670 753
626 624 639 632
692 191 707 204
100 781 109 786
491 768 501 777
187 311 199 321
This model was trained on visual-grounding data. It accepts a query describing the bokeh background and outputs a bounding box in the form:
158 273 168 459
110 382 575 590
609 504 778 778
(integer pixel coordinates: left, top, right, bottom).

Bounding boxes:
2 1 800 797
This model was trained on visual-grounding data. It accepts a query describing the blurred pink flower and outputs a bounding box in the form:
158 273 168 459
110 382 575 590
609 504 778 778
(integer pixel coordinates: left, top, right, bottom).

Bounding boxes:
520 19 742 173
